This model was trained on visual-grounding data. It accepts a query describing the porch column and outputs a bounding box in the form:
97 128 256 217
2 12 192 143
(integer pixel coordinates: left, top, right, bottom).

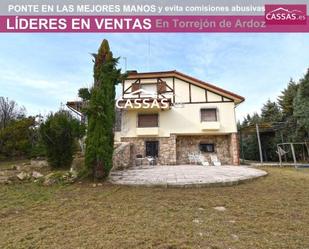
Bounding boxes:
169 134 177 165
160 135 177 165
230 133 240 165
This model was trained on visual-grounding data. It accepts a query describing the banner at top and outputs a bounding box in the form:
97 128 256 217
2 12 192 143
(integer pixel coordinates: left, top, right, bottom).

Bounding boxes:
0 0 308 32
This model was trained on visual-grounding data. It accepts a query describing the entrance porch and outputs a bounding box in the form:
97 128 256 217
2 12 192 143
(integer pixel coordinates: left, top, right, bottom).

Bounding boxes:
121 133 240 166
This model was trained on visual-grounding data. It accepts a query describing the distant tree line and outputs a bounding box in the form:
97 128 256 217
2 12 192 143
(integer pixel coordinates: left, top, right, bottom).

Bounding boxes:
0 96 84 168
238 69 309 162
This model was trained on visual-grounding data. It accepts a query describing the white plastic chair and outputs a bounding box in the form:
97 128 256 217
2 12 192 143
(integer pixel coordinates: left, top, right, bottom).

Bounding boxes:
146 156 156 166
210 155 221 166
188 153 195 164
198 154 210 166
193 153 200 164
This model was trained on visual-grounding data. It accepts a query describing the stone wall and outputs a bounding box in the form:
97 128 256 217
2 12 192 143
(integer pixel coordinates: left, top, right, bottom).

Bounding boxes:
160 135 177 165
176 135 232 165
112 142 133 171
121 136 177 165
120 133 240 166
229 133 240 165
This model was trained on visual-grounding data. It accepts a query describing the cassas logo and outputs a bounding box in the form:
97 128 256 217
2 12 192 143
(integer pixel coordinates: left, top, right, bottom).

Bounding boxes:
116 89 170 109
266 8 305 21
265 5 307 25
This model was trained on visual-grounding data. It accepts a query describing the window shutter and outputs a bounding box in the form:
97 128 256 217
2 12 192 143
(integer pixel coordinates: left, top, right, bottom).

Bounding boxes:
201 109 217 122
157 82 167 94
138 114 158 127
131 83 140 93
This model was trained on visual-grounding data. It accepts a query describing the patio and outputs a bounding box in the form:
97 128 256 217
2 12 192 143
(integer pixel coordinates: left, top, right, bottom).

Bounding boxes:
109 165 267 187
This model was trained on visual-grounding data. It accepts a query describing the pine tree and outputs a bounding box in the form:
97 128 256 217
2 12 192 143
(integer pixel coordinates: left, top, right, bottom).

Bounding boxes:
293 69 309 140
278 79 299 118
238 113 261 161
85 39 121 179
239 69 309 160
261 100 282 122
78 88 91 101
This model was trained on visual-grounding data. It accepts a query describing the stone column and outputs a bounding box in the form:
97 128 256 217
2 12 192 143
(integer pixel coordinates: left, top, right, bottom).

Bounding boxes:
159 135 177 165
230 133 240 165
169 134 177 165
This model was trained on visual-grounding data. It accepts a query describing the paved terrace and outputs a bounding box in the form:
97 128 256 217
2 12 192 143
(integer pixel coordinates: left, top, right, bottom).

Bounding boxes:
109 165 267 187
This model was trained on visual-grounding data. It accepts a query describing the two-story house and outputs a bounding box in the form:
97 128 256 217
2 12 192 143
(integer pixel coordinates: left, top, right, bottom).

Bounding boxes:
115 70 244 166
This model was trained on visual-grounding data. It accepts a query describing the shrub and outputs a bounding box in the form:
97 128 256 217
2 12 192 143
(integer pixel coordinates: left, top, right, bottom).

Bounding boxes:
30 139 46 158
40 110 84 169
0 117 35 159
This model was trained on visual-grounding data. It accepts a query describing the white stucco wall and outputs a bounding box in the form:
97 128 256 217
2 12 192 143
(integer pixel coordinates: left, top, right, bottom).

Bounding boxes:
120 102 237 138
119 76 238 138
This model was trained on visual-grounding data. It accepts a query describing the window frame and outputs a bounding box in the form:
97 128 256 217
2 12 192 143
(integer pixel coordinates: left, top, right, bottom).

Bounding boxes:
200 108 218 122
199 143 215 153
137 113 159 128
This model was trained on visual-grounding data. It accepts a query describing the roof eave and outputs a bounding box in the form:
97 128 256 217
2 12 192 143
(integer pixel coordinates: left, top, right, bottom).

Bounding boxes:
127 70 245 104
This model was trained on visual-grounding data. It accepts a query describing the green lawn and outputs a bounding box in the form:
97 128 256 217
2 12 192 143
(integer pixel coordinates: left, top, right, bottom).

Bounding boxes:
0 167 309 249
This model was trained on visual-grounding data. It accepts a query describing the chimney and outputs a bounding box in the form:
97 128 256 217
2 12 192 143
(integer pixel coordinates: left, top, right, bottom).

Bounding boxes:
126 70 138 75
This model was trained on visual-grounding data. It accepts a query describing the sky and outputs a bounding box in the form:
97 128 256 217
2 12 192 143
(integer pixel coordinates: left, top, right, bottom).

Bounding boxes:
0 33 309 121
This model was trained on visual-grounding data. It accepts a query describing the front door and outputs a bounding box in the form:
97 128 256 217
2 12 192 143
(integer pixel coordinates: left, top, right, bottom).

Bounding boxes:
145 141 159 158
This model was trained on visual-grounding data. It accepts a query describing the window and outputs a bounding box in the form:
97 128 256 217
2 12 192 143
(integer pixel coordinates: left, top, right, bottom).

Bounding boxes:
140 84 157 94
138 114 158 127
199 143 215 153
201 108 217 122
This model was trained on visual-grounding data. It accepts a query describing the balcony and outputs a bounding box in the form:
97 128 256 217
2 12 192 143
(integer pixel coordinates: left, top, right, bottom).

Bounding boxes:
136 127 159 136
201 121 220 131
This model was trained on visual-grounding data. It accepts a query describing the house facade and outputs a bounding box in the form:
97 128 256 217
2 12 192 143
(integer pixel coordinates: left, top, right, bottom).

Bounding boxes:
115 70 244 166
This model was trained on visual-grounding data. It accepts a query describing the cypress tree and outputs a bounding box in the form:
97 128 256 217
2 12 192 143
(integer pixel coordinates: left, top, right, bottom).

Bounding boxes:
85 39 121 179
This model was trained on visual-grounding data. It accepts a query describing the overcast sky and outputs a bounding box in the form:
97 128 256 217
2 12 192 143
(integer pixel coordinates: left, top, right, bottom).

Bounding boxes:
0 33 308 120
